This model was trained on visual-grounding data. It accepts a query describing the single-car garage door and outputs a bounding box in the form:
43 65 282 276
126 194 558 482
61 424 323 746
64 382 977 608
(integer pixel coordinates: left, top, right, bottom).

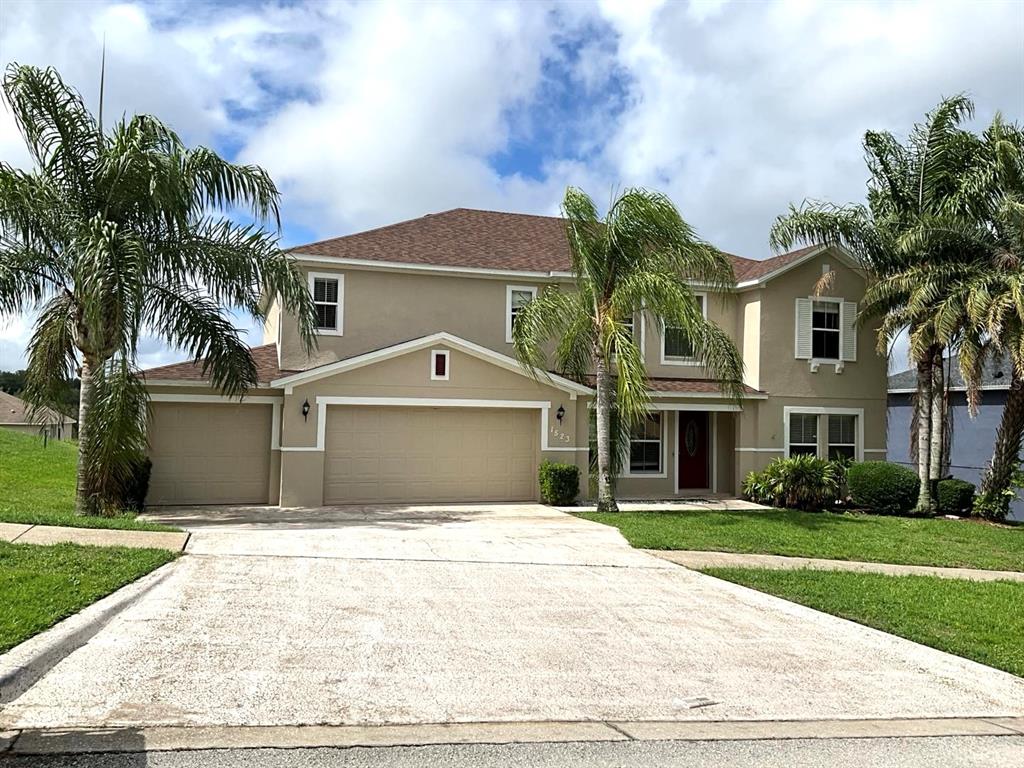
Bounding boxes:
323 406 538 504
147 402 272 505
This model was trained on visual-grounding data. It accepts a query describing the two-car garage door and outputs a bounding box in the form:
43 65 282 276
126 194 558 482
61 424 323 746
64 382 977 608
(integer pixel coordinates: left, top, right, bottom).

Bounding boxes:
147 402 272 505
323 406 538 504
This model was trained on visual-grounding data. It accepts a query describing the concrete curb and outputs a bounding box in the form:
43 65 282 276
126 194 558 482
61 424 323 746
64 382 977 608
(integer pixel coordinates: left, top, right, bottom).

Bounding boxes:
647 549 1024 582
0 559 180 705
4 717 1024 755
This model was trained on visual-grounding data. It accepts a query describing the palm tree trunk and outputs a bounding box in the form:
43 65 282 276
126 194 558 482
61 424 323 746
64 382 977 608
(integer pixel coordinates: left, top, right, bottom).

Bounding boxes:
977 368 1024 519
914 352 934 514
594 352 618 513
75 356 99 516
929 347 944 492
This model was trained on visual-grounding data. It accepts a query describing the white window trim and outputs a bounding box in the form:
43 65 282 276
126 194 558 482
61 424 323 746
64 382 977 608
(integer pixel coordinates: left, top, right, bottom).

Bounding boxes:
622 412 667 478
808 295 843 372
309 271 344 336
430 349 450 381
660 292 707 366
782 406 864 462
505 285 537 344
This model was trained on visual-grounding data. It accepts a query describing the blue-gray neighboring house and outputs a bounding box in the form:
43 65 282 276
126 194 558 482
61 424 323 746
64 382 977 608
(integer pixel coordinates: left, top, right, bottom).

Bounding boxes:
888 358 1022 521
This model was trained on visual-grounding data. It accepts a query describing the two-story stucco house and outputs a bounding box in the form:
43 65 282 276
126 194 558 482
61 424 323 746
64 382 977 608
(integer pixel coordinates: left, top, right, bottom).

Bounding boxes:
141 208 888 507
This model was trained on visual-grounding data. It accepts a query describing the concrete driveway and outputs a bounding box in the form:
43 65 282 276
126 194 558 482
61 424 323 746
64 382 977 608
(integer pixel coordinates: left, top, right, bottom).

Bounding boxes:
2 503 1023 731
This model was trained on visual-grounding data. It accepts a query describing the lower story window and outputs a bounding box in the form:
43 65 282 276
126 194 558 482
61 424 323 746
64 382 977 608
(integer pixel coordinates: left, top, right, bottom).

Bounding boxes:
788 413 818 457
828 414 856 460
629 413 663 473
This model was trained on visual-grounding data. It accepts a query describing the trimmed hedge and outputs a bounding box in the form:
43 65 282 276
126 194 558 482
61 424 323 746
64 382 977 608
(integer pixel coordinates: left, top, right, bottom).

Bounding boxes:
539 461 580 506
847 461 920 516
937 478 976 516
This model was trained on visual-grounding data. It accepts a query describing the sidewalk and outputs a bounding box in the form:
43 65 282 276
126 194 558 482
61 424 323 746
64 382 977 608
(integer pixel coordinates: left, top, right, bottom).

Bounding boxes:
647 549 1024 582
0 522 188 552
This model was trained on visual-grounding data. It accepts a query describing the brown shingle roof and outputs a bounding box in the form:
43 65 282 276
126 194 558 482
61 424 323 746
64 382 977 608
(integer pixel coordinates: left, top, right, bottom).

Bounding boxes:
732 244 822 282
292 208 820 281
141 344 296 385
0 390 74 425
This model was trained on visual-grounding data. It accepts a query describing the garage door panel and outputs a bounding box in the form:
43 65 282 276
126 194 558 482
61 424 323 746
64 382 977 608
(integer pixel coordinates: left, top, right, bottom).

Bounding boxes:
323 406 538 504
147 403 271 505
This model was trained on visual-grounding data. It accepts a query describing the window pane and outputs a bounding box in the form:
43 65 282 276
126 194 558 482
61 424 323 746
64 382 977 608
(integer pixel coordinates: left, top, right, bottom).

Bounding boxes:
790 444 819 457
664 327 693 358
630 414 661 440
316 304 337 330
828 414 855 445
789 413 817 445
813 329 840 359
812 302 839 329
511 290 533 309
828 445 856 461
629 441 661 473
314 278 338 304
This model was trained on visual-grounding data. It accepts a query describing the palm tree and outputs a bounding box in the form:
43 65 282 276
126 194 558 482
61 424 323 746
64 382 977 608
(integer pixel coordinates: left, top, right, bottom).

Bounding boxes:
0 64 316 514
771 96 980 514
511 187 744 512
896 114 1024 518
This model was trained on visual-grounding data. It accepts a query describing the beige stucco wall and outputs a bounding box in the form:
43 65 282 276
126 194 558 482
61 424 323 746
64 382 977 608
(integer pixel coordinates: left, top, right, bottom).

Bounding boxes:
279 266 573 371
277 345 587 506
756 253 886 400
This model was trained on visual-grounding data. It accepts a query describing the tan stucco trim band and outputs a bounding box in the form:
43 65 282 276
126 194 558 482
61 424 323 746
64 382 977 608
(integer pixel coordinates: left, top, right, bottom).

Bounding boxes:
279 397 587 454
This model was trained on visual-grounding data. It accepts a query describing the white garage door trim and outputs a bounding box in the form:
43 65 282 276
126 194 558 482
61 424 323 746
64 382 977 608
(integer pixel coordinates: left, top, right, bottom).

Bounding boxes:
149 394 283 450
280 397 584 453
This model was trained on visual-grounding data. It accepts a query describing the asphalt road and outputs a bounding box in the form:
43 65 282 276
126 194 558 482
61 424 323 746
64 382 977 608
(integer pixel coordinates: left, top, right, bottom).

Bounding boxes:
9 736 1024 767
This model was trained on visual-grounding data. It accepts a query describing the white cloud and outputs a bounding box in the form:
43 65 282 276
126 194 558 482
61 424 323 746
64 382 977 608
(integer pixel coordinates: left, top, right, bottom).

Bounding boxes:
0 0 1021 372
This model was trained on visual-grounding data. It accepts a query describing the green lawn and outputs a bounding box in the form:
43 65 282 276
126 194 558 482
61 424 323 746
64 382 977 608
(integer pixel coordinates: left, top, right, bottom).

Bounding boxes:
0 541 176 653
578 508 1023 572
0 429 174 531
704 567 1024 678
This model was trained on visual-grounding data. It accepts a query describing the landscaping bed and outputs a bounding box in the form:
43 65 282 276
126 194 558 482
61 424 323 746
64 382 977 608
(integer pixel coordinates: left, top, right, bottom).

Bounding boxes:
577 508 1023 571
0 541 176 653
0 429 174 531
703 567 1024 678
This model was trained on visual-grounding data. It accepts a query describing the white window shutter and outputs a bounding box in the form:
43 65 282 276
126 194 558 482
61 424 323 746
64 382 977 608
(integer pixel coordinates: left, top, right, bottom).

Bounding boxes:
841 301 858 362
794 298 812 359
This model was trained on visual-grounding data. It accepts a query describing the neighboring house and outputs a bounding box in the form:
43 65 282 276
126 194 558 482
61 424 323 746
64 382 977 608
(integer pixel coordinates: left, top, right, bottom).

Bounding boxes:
141 208 888 506
889 358 1023 521
0 390 76 440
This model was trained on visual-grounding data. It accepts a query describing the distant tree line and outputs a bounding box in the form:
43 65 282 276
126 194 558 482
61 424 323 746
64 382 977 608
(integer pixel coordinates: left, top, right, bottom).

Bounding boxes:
0 369 80 419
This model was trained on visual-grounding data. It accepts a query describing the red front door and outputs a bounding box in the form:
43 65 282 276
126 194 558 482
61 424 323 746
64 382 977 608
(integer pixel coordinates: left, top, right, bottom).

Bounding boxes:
678 412 710 490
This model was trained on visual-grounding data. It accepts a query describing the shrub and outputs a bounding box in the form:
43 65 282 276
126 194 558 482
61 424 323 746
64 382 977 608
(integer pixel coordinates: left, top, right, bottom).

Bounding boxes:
539 461 580 506
936 478 975 516
742 455 840 511
104 456 153 514
847 461 920 516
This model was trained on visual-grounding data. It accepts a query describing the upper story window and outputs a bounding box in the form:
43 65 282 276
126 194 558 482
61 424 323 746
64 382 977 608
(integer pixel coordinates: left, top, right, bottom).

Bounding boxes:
795 297 857 365
662 293 705 365
309 272 344 335
506 285 537 343
628 413 663 474
812 301 840 360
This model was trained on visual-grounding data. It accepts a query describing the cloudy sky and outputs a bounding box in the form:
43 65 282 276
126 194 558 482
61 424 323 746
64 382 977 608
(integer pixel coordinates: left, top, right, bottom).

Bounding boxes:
0 0 1022 371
